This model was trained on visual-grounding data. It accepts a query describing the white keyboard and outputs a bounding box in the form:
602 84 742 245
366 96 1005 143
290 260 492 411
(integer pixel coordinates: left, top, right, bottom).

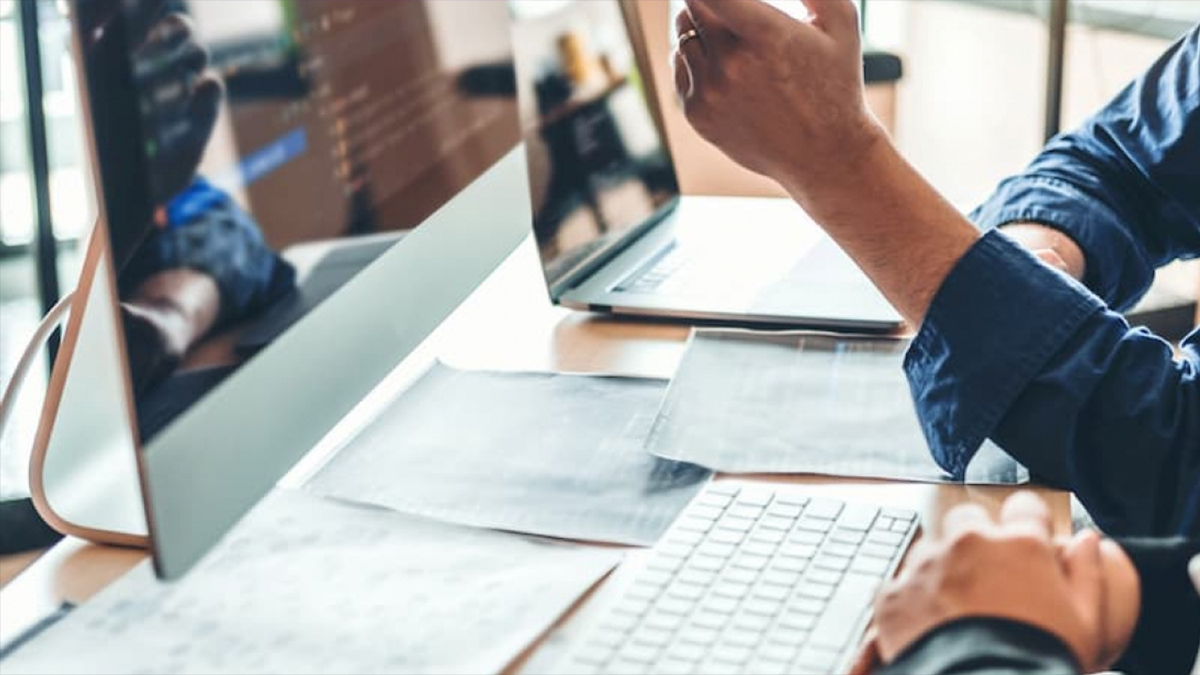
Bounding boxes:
559 484 919 675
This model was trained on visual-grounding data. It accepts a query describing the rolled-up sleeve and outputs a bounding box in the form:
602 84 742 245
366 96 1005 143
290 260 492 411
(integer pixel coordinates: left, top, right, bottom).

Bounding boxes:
906 230 1200 537
970 24 1200 311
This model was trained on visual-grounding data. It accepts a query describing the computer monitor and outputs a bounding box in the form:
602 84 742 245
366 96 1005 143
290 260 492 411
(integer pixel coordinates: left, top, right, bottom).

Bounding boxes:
32 0 530 578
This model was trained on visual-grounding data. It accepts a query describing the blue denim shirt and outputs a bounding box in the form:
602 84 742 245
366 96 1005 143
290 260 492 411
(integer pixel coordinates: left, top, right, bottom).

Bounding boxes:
906 24 1200 537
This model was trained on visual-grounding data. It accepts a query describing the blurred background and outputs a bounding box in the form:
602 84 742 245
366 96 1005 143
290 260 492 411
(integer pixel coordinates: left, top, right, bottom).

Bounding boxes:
1 0 1198 503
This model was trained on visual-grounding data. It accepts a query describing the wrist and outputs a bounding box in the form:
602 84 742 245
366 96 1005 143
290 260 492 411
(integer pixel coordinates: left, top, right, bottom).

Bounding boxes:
776 114 891 206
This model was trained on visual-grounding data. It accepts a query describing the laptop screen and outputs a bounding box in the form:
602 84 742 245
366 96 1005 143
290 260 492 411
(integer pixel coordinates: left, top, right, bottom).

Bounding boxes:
76 0 519 433
511 0 680 293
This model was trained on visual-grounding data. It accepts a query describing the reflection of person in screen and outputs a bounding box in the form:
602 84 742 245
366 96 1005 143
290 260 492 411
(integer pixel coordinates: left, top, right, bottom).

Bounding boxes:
93 1 294 394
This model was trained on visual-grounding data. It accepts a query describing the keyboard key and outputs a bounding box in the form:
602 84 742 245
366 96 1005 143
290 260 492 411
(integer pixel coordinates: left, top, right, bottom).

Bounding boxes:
731 553 770 571
678 627 721 645
808 573 878 649
616 643 659 664
805 499 844 520
721 627 763 648
721 567 759 585
850 555 892 576
601 612 639 633
670 530 706 546
701 596 740 615
668 584 707 601
712 582 752 599
677 568 717 587
710 645 753 665
645 612 685 632
657 597 698 616
733 612 773 631
769 557 806 574
867 530 906 546
647 555 685 573
707 483 740 497
639 569 676 588
775 495 810 509
812 554 850 572
807 568 843 586
665 642 707 662
882 508 917 523
736 488 773 507
770 502 804 519
779 542 819 560
744 658 790 675
861 543 898 559
759 515 795 531
796 518 834 533
653 658 696 675
742 597 783 617
760 569 800 587
873 516 895 532
749 529 787 545
768 626 810 647
778 611 817 630
710 529 747 546
786 597 827 615
787 530 826 546
691 610 728 629
836 504 879 531
796 581 836 600
696 541 738 559
633 627 674 648
742 540 778 557
754 584 791 602
728 504 765 520
690 555 727 572
823 542 858 558
608 658 648 675
698 491 735 509
830 528 866 545
794 646 840 673
758 643 800 664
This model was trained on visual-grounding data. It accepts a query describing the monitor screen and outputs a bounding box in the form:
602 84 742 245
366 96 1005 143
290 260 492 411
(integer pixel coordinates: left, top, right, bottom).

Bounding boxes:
511 0 679 293
78 0 520 440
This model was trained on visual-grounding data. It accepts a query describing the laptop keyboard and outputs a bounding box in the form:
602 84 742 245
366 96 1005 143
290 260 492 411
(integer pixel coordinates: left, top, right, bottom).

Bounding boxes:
559 484 919 675
615 244 686 294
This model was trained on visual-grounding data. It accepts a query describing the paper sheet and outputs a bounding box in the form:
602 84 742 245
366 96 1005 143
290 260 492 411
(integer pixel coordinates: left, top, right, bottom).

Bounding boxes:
0 490 620 675
306 364 711 546
646 330 1028 484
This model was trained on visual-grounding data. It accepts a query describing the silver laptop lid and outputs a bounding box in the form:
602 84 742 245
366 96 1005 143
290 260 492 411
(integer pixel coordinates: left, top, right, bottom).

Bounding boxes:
511 0 680 299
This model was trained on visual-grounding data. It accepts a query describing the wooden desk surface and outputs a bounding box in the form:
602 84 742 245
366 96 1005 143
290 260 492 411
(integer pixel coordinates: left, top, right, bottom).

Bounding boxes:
0 237 1071 666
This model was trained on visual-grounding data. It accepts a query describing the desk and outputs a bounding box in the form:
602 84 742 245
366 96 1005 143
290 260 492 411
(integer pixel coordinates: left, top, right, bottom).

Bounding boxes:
0 237 1071 670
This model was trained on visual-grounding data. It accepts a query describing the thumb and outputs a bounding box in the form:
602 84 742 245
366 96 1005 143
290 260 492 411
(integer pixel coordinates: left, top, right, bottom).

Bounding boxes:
799 0 861 39
847 628 882 675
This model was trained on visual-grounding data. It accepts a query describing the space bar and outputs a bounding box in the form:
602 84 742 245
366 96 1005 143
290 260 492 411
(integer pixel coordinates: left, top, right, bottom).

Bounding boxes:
808 574 879 650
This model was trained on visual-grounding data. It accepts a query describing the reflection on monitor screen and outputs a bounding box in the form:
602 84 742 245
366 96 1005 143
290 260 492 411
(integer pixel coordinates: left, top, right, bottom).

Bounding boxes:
86 0 519 440
511 0 679 291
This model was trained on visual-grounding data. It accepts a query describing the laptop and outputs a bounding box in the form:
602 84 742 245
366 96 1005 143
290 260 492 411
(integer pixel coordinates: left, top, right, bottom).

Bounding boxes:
511 0 901 332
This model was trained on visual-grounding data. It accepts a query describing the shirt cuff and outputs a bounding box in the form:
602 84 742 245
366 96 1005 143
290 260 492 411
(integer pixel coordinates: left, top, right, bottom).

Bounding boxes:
969 174 1153 311
881 617 1080 675
904 229 1105 480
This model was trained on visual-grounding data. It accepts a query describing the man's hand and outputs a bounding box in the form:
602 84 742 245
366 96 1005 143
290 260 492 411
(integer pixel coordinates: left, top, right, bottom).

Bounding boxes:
675 0 882 195
866 492 1140 673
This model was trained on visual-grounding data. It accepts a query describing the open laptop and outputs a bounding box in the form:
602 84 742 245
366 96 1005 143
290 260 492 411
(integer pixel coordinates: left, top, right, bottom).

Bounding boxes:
511 0 900 332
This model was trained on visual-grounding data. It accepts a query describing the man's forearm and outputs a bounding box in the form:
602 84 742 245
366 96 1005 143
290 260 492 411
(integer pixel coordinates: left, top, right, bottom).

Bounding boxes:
776 127 980 327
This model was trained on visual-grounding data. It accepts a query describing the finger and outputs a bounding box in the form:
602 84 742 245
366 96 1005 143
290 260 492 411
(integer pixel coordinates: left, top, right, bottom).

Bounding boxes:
672 49 694 100
686 0 787 38
940 503 992 540
999 491 1054 540
124 0 171 47
1062 530 1104 668
847 628 882 675
799 0 861 39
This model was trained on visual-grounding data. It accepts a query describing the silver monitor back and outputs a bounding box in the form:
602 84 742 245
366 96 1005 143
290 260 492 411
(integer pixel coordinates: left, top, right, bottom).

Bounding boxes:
33 0 530 579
